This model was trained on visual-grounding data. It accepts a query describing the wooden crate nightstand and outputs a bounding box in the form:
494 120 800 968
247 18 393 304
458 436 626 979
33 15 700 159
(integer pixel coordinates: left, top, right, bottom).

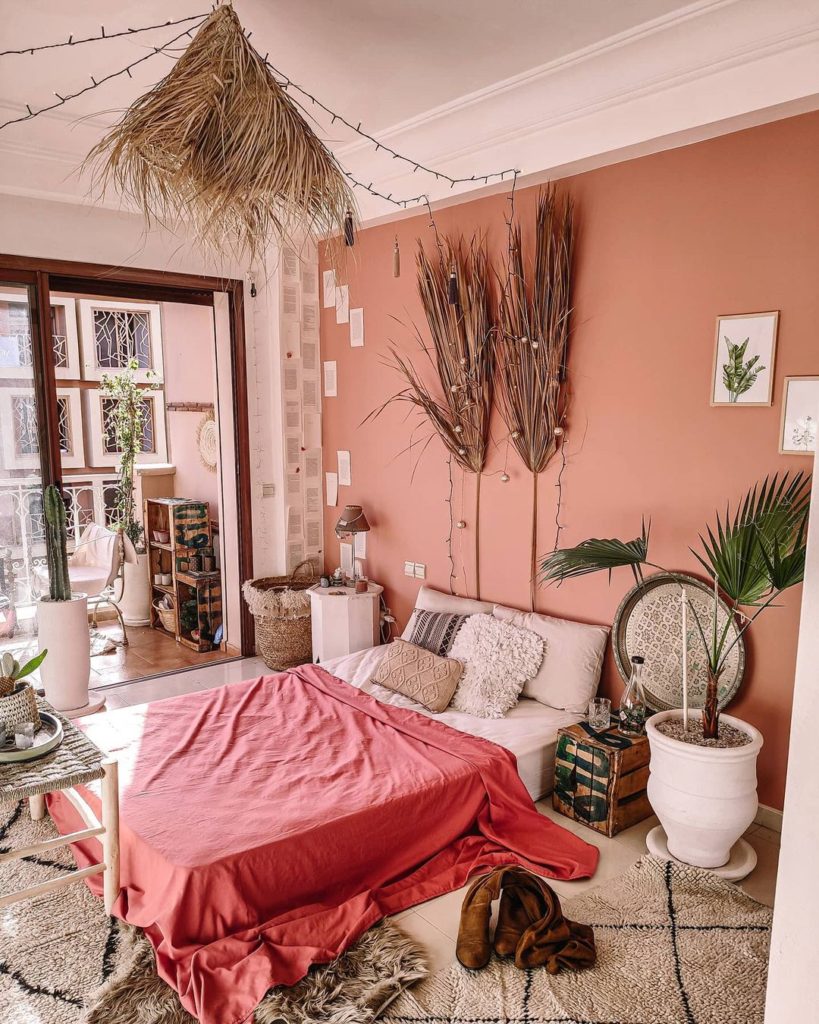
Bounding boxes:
552 722 652 837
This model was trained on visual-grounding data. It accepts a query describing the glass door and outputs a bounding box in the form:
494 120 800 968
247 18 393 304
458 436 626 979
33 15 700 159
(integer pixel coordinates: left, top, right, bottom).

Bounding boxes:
0 275 56 652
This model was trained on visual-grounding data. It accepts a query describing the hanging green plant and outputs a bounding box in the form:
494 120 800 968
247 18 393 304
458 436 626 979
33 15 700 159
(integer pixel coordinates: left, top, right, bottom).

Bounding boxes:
99 360 159 552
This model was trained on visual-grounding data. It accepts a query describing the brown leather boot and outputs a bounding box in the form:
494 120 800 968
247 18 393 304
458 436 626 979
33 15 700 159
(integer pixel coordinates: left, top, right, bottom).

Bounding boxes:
494 879 531 957
456 867 516 969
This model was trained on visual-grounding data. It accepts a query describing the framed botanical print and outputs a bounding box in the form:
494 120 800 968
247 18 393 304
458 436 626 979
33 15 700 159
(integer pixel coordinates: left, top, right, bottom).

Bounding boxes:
780 376 819 455
711 311 778 406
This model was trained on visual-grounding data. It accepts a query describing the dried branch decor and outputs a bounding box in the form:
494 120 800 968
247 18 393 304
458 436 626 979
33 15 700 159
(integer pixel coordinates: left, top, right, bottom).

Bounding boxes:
368 236 494 597
495 186 574 609
87 4 356 262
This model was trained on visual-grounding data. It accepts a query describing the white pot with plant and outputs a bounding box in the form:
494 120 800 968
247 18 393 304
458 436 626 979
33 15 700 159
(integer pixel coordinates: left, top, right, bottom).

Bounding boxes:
541 472 810 873
37 484 91 711
101 360 157 626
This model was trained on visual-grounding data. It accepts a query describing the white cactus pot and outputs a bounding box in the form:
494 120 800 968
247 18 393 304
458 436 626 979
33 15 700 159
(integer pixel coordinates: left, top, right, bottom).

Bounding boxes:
118 553 151 626
646 709 763 869
37 594 91 712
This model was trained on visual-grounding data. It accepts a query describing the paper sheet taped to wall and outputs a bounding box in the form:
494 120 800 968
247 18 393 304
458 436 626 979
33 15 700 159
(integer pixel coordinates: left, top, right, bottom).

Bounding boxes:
303 449 321 480
302 266 318 295
283 247 300 279
288 541 304 570
285 435 301 466
285 401 301 432
354 532 367 558
302 303 318 336
282 282 299 318
323 361 337 398
287 505 303 540
302 340 318 373
337 450 351 487
350 307 364 348
303 377 320 412
340 541 354 575
325 472 338 507
287 472 302 498
335 284 349 324
305 518 322 550
322 269 336 308
284 366 300 393
305 485 321 515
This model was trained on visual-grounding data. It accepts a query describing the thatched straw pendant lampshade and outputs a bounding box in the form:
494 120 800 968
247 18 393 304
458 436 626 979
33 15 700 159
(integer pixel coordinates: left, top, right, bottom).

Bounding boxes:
89 4 356 262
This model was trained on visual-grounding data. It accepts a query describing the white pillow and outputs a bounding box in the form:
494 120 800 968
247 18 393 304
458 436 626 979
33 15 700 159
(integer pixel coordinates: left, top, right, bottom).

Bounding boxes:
401 585 494 641
449 613 543 719
493 605 609 713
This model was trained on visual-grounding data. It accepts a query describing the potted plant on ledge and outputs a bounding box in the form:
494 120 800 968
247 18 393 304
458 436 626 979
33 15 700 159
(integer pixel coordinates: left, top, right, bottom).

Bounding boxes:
541 472 810 872
101 359 157 626
37 485 92 712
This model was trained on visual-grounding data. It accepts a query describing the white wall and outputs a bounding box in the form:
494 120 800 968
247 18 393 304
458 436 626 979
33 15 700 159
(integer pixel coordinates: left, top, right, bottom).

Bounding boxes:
764 443 819 1019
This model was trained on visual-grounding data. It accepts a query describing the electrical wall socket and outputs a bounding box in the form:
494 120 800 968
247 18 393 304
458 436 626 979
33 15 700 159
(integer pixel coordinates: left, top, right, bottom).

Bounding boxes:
414 563 426 579
404 560 416 577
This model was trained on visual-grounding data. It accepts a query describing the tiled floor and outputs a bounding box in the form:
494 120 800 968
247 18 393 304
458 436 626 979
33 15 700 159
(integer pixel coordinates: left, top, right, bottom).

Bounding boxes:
0 621 237 690
85 657 782 974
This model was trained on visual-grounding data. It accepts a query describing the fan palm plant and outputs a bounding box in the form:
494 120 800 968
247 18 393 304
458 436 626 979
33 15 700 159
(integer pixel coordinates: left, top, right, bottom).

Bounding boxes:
541 472 811 738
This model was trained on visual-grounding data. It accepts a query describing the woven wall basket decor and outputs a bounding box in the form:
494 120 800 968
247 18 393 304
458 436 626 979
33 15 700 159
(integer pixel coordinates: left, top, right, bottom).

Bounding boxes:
612 572 745 712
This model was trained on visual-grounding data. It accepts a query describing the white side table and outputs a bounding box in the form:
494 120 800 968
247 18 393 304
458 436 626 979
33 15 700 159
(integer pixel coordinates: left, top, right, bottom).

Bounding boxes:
308 582 383 663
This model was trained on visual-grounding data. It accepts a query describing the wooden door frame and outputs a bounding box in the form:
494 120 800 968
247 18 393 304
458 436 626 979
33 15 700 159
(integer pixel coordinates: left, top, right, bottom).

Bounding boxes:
0 254 255 656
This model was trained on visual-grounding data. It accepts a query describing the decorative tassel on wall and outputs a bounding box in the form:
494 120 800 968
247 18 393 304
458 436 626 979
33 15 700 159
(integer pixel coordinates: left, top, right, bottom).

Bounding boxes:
393 236 401 277
344 209 355 247
448 264 459 306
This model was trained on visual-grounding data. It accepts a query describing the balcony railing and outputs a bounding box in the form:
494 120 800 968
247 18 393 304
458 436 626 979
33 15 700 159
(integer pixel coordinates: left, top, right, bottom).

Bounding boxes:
0 474 118 607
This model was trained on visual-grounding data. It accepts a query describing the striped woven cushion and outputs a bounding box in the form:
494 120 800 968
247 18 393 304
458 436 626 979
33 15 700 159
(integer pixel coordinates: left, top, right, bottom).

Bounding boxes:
406 609 468 657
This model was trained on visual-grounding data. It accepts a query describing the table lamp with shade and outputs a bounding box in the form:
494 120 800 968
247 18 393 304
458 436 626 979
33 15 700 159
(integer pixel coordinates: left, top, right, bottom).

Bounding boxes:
334 505 370 583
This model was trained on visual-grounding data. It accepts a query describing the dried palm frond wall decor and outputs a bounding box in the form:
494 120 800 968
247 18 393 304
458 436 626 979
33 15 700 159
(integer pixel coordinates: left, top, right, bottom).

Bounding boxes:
368 236 494 597
495 185 574 609
87 4 356 263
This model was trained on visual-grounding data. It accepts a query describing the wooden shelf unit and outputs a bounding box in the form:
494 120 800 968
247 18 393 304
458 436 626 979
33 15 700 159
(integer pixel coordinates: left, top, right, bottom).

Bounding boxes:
144 498 223 653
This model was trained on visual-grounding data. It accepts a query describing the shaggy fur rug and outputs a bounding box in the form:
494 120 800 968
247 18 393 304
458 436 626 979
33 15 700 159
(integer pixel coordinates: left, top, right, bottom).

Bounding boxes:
0 801 427 1024
383 855 772 1024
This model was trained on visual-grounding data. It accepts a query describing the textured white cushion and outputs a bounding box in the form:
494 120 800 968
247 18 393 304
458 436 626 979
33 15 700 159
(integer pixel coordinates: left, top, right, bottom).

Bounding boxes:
493 605 609 713
400 585 494 640
449 613 544 719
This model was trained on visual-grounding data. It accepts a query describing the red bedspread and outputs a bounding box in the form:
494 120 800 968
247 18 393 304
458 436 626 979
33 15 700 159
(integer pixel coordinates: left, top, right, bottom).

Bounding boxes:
48 664 597 1024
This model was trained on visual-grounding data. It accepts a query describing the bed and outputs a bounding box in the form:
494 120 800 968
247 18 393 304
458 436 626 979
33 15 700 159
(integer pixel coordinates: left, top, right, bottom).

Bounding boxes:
47 658 598 1024
323 644 584 800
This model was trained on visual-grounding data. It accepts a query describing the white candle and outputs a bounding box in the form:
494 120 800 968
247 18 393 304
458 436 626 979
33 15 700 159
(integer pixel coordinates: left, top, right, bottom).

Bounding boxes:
681 589 689 731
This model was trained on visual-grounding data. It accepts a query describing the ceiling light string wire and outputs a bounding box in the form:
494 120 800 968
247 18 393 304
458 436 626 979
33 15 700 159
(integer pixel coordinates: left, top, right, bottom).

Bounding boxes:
262 55 518 198
0 20 207 131
445 453 457 596
0 13 210 57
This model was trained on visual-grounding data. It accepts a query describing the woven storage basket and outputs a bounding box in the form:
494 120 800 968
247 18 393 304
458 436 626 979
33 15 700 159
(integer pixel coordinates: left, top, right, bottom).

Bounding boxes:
243 560 318 671
0 682 41 732
153 599 176 633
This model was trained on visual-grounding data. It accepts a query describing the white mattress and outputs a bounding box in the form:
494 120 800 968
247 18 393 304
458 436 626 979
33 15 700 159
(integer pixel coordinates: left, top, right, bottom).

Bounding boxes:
321 646 582 801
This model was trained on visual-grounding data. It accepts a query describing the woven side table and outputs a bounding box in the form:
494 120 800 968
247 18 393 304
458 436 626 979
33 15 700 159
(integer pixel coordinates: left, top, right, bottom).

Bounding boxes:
0 698 120 913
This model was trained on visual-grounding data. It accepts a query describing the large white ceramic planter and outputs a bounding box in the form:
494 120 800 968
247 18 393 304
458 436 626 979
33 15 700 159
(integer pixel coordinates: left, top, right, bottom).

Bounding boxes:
646 709 763 869
118 553 151 626
38 595 91 712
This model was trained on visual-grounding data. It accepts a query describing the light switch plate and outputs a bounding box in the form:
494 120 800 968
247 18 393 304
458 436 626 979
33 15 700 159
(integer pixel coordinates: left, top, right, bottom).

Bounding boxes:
414 563 426 579
404 560 416 577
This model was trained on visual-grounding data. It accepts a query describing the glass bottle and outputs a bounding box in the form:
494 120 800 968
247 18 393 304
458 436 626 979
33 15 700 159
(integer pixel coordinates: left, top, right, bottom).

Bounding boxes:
619 655 647 736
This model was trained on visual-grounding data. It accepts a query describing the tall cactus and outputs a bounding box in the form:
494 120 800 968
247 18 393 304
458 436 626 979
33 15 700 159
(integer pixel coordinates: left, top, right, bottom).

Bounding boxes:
44 485 71 601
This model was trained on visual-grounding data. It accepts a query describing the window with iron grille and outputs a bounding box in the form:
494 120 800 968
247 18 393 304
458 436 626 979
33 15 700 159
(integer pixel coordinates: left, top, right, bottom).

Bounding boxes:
101 396 156 455
93 308 152 369
10 395 72 456
0 300 32 369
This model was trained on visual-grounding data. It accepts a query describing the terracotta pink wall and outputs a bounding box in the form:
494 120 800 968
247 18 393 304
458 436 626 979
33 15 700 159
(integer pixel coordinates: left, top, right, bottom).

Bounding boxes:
162 302 220 522
320 111 819 810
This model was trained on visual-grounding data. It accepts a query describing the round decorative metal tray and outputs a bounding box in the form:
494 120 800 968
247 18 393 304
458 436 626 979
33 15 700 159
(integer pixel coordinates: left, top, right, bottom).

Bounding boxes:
612 572 745 712
0 712 64 763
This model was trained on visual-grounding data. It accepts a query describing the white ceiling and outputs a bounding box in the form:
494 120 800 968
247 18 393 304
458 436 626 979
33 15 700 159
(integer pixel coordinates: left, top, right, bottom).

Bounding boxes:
1 0 818 223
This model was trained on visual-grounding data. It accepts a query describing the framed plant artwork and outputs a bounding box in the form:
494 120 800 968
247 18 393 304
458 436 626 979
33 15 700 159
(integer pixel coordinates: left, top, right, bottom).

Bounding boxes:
779 376 819 455
711 311 778 406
